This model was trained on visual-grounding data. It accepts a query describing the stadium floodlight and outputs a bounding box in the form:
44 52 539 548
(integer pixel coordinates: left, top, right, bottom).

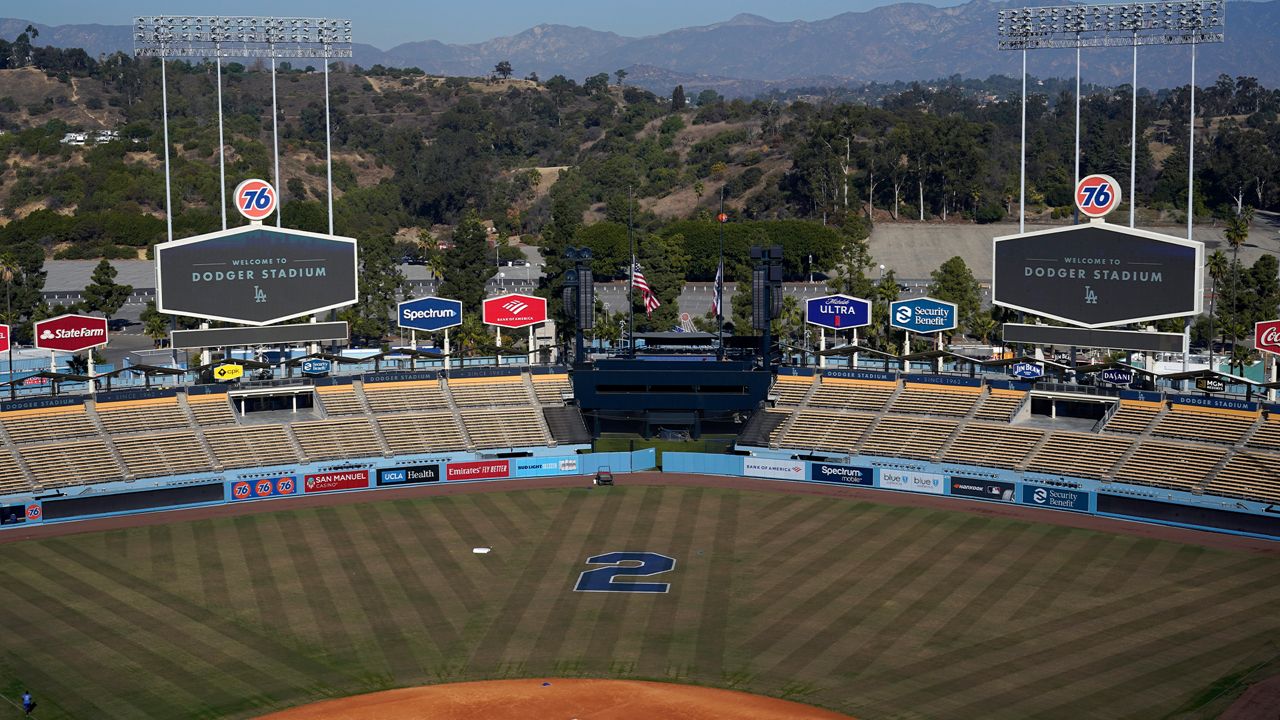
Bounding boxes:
133 16 352 248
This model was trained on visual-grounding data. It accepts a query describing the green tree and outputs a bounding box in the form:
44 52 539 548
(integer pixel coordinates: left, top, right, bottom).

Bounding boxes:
929 256 981 337
82 259 133 321
494 60 513 80
614 69 627 86
340 235 408 346
438 214 497 308
584 73 610 95
670 85 685 112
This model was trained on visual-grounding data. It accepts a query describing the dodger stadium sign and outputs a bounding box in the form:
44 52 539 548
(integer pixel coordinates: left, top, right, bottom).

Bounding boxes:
155 225 358 325
992 223 1202 328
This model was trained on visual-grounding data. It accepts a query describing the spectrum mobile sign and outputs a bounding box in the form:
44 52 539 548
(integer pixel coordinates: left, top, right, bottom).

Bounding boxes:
34 314 108 352
155 225 358 326
805 294 871 330
398 296 463 332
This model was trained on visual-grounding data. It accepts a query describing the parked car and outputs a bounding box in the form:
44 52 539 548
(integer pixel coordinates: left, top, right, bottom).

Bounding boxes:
594 466 614 486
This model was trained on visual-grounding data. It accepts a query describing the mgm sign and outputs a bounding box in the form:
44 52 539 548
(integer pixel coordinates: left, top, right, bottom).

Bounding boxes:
156 226 358 325
992 223 1203 328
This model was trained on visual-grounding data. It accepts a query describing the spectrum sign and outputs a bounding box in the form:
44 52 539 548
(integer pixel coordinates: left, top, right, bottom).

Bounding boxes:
398 296 463 332
482 293 547 329
34 314 109 352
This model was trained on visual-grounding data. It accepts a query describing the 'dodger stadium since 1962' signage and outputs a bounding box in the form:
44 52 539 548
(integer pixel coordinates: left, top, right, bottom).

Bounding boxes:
992 223 1203 328
155 225 359 326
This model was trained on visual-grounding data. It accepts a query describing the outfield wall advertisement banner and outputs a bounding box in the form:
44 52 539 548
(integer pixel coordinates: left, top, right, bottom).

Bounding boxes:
879 470 945 494
376 465 440 486
949 477 1016 502
743 458 806 480
512 457 579 478
230 476 296 500
446 460 511 481
810 463 874 486
1022 485 1090 512
303 470 369 493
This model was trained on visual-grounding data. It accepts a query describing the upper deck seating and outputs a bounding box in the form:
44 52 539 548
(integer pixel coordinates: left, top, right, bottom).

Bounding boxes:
187 394 236 427
808 379 896 412
771 376 815 406
860 415 958 461
95 397 190 434
1 405 96 443
1103 401 1161 434
531 374 573 405
1151 405 1257 445
315 385 365 416
448 377 529 407
889 384 981 417
974 389 1026 422
362 380 449 413
1026 432 1133 479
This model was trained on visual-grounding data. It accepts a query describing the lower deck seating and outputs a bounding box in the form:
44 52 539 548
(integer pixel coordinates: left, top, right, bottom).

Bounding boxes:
531 375 573 405
1152 406 1256 445
807 379 896 411
771 376 815 406
1 405 96 443
860 415 957 460
461 407 546 449
770 409 873 453
22 439 124 488
0 450 31 496
890 385 982 417
1115 441 1226 492
203 425 300 469
974 389 1026 421
377 413 468 455
1208 453 1280 503
943 425 1043 469
187 394 236 426
292 418 384 461
1247 419 1280 452
1026 432 1132 479
114 431 212 479
1104 401 1161 434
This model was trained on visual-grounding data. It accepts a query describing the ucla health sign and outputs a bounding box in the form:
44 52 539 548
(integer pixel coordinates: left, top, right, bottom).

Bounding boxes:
805 295 871 331
398 296 463 332
890 297 957 334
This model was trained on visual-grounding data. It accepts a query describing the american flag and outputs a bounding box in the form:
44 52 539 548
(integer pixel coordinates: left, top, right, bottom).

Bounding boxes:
711 261 723 317
631 262 661 316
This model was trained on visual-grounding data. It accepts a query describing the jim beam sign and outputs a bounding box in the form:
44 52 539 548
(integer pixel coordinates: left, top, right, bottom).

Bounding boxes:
992 223 1203 328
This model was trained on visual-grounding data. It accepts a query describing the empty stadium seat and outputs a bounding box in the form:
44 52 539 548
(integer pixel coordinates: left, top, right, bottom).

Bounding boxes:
186 394 236 427
531 374 573 405
95 397 191 434
943 425 1043 469
1247 418 1280 452
1103 401 1161 434
1151 405 1257 445
448 377 530 407
362 380 449 413
114 431 213 479
315 385 366 416
808 378 896 411
1208 453 1280 504
21 439 124 488
202 425 300 469
890 384 981 417
377 412 468 455
1 404 96 443
974 389 1027 421
461 407 547 449
770 409 874 453
291 418 384 461
1026 432 1132 479
0 449 32 496
771 376 815 406
1115 441 1225 492
860 415 957 460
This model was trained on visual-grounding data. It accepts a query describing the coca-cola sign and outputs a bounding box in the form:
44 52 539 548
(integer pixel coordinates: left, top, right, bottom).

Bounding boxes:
1255 320 1280 356
34 314 109 352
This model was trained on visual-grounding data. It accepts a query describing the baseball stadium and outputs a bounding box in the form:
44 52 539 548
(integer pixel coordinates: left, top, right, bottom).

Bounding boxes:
3 3 1280 720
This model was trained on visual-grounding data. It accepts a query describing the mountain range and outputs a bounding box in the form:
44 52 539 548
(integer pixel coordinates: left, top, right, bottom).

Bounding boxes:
5 0 1279 96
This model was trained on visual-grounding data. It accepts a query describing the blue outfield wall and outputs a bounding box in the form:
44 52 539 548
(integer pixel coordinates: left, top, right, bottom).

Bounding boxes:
5 447 657 530
664 451 1279 541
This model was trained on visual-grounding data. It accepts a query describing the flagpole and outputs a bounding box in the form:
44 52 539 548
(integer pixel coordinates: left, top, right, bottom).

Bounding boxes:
627 185 635 357
717 188 725 360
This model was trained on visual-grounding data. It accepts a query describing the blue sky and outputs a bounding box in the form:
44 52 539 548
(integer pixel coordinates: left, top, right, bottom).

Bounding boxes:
24 0 961 48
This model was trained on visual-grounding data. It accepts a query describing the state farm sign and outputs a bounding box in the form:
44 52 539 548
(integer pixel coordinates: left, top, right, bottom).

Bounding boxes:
482 293 547 329
1256 320 1280 356
34 314 108 352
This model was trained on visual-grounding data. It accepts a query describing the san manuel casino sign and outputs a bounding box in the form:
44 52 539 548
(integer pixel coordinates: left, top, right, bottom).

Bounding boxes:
155 225 358 326
992 222 1202 328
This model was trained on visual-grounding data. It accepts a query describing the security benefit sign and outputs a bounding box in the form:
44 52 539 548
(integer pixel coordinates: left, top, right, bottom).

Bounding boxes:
155 225 358 326
993 223 1203 328
1021 484 1090 512
890 297 957 334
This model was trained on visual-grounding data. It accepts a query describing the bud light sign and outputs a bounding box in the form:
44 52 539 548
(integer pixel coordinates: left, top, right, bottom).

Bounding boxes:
805 295 871 331
398 296 463 332
1011 362 1043 379
810 463 874 486
1099 368 1133 385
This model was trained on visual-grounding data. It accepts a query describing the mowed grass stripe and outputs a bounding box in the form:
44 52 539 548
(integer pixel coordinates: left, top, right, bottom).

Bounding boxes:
693 490 739 680
1089 537 1163 597
147 523 177 584
582 485 668 673
191 519 233 610
431 496 505 579
464 488 593 674
274 509 364 664
737 506 948 660
747 497 855 561
226 515 295 640
664 488 729 682
393 500 484 609
1009 529 1116 620
636 486 707 679
466 493 534 546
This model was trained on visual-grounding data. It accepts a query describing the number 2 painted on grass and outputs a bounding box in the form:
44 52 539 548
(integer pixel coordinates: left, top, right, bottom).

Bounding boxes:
574 551 676 593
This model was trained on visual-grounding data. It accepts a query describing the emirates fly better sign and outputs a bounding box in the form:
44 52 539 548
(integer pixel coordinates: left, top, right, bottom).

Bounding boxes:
34 314 108 352
483 293 547 329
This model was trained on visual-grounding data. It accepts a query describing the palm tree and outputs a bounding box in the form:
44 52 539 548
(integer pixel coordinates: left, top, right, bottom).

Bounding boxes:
1222 207 1253 364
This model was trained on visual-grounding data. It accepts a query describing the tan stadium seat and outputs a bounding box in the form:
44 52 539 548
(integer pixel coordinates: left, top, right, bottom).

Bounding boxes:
943 425 1043 469
363 380 449 413
114 431 212 479
808 379 896 411
187 394 236 427
1152 404 1257 445
531 374 573 405
203 425 300 469
291 417 383 461
448 377 529 407
22 439 124 488
890 384 982 417
974 389 1027 421
1103 401 1161 434
315 385 365 416
1115 441 1225 492
771 376 815 406
860 415 957 460
377 413 468 455
1027 432 1132 479
96 397 190 434
1 404 96 443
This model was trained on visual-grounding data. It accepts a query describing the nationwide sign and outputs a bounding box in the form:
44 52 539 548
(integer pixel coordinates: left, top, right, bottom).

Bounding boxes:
304 470 369 493
398 296 463 332
889 297 958 334
155 225 358 326
1010 362 1043 380
879 470 945 494
1256 320 1280 356
34 314 108 352
483 293 548 329
805 294 871 330
992 223 1203 328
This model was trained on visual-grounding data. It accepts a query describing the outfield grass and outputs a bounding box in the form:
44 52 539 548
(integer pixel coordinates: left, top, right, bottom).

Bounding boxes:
0 485 1278 719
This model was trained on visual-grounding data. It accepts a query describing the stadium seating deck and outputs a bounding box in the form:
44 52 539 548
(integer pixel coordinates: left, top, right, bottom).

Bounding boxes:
291 417 384 461
362 380 449 413
377 412 469 455
202 425 300 469
943 425 1044 470
0 450 32 495
114 431 213 479
1103 401 1162 434
771 376 815 406
22 438 124 488
974 389 1027 422
1116 441 1226 492
531 374 573 405
808 378 895 411
186 394 236 426
448 377 530 407
1151 405 1257 445
1208 452 1280 503
771 409 873 453
1026 432 1133 479
1 405 96 443
315 385 366 416
461 407 547 449
860 415 958 460
890 384 982 417
95 397 190 434
1247 418 1280 452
